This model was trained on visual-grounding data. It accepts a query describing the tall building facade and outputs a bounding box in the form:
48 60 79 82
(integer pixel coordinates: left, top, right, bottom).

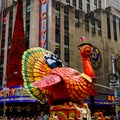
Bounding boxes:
0 0 120 107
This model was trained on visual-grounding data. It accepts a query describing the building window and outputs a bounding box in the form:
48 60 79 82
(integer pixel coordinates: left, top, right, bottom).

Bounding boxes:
64 47 69 66
26 4 31 13
26 0 30 5
64 32 69 45
13 0 17 4
66 0 70 4
25 0 31 49
55 10 60 27
0 13 6 83
25 25 30 48
85 14 89 32
97 20 101 36
73 0 76 7
64 5 69 67
87 0 90 12
75 10 79 27
26 14 30 22
113 15 117 41
64 15 69 30
98 0 101 8
55 45 60 58
55 1 61 58
94 0 97 9
64 5 69 14
1 15 6 54
55 27 60 43
79 0 82 10
119 18 120 35
91 18 95 35
107 13 111 39
56 1 60 10
0 62 3 86
8 6 13 45
25 26 30 37
64 6 69 30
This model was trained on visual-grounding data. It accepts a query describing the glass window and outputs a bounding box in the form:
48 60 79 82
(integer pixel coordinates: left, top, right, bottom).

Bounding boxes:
87 0 90 12
119 18 120 35
85 14 89 32
97 20 101 36
55 11 60 27
13 0 17 4
64 5 69 14
66 0 70 4
64 6 69 30
64 15 69 30
98 0 101 8
55 28 60 43
73 0 76 7
26 5 31 13
75 10 79 27
56 2 60 10
107 13 111 39
8 7 13 45
26 0 30 5
92 18 95 35
94 0 97 9
55 45 60 58
64 33 69 45
25 0 31 49
113 15 117 41
26 14 30 22
64 47 69 66
79 0 82 10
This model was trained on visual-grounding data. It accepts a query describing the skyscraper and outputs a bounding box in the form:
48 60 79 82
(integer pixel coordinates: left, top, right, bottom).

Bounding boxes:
0 0 120 116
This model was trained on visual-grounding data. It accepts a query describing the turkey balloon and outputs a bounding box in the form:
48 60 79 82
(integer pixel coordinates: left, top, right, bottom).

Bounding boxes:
21 37 97 105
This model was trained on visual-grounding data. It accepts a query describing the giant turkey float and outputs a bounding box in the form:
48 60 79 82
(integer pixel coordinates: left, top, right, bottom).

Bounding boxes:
21 37 97 120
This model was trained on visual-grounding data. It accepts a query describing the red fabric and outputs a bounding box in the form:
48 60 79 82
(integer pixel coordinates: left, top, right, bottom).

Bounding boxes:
6 0 25 87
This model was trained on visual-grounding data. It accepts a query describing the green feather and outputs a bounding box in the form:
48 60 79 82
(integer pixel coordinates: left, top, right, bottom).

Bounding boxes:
56 111 68 120
21 47 53 104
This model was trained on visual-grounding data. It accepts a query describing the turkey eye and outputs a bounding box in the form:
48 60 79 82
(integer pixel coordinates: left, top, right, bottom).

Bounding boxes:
78 46 81 50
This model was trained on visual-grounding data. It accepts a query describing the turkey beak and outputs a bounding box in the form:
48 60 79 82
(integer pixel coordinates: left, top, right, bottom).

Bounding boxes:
84 47 92 55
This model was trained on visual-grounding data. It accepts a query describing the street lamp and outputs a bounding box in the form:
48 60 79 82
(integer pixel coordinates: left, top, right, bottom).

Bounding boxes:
95 54 119 120
3 71 18 120
107 54 120 120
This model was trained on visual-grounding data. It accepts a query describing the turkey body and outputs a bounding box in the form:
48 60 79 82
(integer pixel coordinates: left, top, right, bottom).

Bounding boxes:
33 67 95 105
22 43 97 105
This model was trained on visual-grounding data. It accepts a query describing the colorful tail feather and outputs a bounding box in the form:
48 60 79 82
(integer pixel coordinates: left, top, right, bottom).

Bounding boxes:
21 47 53 104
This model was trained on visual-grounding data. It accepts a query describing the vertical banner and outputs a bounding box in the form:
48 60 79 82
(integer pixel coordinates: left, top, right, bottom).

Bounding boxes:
39 0 48 49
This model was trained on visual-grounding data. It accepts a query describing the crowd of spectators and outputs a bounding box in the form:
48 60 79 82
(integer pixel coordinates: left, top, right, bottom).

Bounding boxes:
0 111 49 120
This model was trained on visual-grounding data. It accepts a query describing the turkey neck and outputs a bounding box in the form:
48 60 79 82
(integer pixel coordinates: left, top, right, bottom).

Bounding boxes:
82 57 95 77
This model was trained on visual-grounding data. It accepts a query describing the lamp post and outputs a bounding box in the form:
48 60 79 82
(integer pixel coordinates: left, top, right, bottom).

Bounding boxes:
96 53 119 120
3 71 18 120
108 54 119 120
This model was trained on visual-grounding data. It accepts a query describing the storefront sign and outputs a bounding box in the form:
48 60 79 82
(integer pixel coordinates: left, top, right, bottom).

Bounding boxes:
0 86 29 97
0 86 38 103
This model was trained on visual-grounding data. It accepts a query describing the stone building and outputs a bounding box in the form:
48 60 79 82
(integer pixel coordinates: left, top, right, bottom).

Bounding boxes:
0 0 120 111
